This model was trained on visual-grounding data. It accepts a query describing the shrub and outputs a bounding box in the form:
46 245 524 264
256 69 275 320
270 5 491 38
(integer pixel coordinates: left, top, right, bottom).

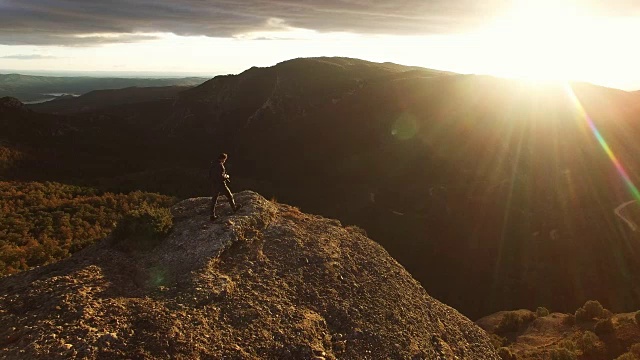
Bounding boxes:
615 353 636 360
279 205 303 219
550 348 577 360
635 311 640 325
497 347 517 360
563 314 576 326
594 318 615 336
583 300 605 319
489 334 507 349
497 312 523 333
111 204 173 251
536 307 550 317
575 308 589 322
575 300 606 322
521 311 536 323
558 340 577 352
496 311 536 334
577 331 600 355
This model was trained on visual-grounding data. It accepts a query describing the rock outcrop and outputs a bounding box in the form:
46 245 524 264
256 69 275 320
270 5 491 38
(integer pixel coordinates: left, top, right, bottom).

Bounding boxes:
0 191 498 359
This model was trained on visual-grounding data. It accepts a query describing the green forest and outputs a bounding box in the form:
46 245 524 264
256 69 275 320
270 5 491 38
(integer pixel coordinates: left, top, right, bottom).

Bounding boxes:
0 181 174 275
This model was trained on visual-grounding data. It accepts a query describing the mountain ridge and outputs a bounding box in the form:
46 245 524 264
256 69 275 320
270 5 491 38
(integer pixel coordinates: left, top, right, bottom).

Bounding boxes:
0 73 207 103
27 86 191 114
4 56 640 319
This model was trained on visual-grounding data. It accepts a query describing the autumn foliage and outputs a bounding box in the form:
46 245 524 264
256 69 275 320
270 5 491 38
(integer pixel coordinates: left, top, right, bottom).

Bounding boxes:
0 181 174 275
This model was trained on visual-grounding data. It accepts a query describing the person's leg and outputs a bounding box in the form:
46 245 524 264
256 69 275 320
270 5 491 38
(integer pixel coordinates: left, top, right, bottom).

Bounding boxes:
222 184 238 210
211 188 221 219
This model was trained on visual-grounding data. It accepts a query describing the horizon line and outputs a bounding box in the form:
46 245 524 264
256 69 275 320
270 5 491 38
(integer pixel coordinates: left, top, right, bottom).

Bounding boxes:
0 69 218 79
1 67 638 92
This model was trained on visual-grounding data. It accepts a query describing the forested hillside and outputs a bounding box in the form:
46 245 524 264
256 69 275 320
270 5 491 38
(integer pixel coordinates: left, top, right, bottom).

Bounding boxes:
0 181 174 275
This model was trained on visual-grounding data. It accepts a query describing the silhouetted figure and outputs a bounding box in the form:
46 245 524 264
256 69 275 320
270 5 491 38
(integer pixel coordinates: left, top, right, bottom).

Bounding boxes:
209 153 239 220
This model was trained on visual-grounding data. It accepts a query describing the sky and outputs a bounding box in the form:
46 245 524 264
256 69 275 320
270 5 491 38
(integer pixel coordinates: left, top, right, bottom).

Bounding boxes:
1 0 640 90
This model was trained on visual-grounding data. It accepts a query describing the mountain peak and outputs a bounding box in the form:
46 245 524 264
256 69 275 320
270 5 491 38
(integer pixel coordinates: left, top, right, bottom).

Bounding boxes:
0 190 498 359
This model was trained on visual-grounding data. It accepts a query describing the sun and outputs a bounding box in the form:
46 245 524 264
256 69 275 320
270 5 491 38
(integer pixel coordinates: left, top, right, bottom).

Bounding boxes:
473 0 586 82
466 0 623 85
387 0 640 90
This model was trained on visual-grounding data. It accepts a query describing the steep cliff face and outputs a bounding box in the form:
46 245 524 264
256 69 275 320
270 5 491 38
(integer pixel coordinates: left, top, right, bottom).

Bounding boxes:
0 191 498 359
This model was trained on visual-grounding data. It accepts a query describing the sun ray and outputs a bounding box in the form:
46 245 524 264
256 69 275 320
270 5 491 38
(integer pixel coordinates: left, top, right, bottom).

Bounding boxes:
492 116 526 293
564 84 640 202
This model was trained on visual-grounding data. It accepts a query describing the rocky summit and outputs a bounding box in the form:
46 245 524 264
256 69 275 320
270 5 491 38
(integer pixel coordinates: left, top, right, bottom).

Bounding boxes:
0 191 498 359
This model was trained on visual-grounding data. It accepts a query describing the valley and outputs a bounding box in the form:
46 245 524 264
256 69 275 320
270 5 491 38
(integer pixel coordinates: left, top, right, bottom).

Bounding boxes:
3 57 640 321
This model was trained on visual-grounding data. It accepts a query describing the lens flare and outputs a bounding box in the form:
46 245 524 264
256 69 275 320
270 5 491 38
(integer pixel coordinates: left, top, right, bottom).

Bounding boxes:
564 84 640 201
391 113 418 140
148 266 167 287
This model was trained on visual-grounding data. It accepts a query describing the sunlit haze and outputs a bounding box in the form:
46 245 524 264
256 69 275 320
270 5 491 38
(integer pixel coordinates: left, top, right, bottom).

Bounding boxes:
1 0 639 90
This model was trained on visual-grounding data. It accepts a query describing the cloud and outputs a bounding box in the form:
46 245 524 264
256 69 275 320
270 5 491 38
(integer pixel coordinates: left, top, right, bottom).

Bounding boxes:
0 0 512 46
0 54 58 60
0 32 162 46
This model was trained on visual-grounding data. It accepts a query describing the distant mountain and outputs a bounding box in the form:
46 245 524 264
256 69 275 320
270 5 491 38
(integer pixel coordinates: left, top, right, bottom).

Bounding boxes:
0 96 149 180
0 96 75 141
4 57 640 319
0 73 206 102
28 86 190 114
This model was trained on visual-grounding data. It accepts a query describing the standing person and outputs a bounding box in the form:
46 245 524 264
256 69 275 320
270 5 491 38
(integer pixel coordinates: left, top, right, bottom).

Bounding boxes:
209 153 239 221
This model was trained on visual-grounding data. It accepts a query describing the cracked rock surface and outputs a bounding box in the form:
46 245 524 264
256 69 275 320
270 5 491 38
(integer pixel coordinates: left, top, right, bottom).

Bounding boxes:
0 190 498 359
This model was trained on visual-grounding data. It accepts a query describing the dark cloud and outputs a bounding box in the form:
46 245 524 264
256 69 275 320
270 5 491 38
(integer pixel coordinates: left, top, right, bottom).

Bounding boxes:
0 33 161 46
0 0 512 45
0 54 58 60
